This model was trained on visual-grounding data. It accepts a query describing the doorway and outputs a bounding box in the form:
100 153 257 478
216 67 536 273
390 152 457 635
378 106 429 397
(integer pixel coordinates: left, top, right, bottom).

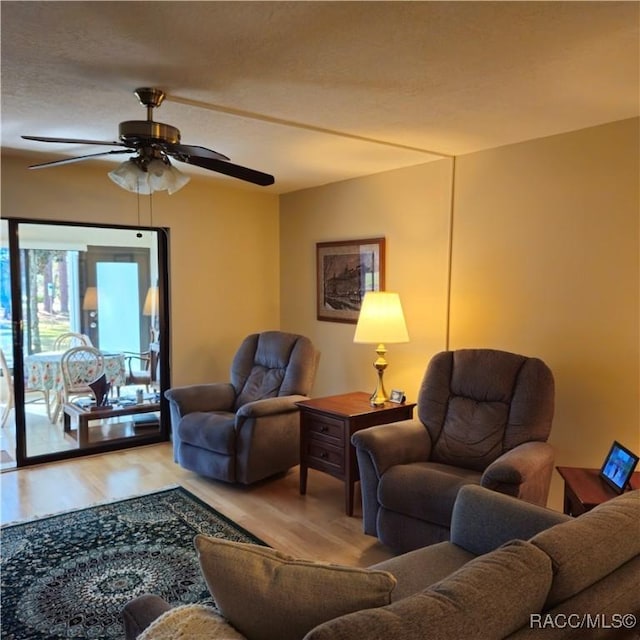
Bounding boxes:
0 219 170 469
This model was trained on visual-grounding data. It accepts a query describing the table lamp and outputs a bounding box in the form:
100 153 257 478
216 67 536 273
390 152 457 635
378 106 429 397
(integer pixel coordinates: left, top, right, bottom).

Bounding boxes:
82 286 98 329
143 286 159 342
353 291 409 406
82 287 98 312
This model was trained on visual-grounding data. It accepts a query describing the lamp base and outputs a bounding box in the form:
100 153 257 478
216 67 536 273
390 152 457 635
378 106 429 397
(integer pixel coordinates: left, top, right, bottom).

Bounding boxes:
369 352 388 407
369 394 386 408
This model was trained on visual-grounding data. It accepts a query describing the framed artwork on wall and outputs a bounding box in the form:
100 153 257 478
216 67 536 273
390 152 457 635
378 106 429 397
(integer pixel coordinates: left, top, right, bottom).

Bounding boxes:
316 237 385 323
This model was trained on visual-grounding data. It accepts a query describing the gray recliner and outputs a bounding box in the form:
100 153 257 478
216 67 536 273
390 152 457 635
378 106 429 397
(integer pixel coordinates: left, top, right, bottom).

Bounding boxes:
352 348 555 553
166 331 320 484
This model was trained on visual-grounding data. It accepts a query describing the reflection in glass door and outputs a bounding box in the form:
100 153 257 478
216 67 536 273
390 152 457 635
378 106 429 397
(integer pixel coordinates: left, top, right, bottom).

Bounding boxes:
0 220 168 469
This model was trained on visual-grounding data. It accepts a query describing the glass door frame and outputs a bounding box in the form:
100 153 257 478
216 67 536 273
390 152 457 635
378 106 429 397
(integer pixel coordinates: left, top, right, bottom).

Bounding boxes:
4 217 171 468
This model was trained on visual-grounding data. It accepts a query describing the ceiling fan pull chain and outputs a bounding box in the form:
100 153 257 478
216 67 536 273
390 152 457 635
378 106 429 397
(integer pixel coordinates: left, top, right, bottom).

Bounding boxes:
135 187 143 238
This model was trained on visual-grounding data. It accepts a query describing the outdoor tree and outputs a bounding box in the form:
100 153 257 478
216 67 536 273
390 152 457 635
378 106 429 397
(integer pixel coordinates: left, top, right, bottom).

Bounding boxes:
27 249 67 353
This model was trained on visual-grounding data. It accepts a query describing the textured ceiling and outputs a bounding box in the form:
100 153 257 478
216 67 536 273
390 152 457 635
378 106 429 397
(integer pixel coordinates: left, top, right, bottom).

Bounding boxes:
2 1 638 193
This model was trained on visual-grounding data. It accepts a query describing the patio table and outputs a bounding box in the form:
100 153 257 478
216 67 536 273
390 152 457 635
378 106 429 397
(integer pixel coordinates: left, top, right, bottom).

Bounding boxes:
24 350 126 421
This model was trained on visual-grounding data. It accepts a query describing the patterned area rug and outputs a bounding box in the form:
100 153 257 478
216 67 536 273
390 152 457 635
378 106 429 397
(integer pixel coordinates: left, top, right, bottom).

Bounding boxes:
1 486 265 639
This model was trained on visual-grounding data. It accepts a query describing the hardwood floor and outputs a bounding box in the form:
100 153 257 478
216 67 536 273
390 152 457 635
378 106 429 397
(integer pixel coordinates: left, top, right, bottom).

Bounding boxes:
0 442 394 568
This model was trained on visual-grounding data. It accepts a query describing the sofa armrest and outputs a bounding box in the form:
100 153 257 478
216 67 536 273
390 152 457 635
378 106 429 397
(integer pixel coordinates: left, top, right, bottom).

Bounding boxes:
237 394 308 418
164 383 236 416
122 594 172 640
450 484 570 556
351 420 431 477
481 441 555 505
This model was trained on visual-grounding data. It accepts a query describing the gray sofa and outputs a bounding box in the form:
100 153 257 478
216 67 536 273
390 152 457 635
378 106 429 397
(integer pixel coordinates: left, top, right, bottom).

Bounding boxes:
123 486 640 639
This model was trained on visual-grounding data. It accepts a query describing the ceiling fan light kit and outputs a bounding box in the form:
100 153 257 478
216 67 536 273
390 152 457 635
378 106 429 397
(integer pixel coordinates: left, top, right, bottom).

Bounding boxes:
108 155 190 195
22 87 275 191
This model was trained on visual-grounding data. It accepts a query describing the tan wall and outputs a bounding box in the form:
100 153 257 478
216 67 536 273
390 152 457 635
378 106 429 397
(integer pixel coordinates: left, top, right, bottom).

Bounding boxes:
280 118 639 510
280 161 454 401
450 118 639 507
1 152 280 386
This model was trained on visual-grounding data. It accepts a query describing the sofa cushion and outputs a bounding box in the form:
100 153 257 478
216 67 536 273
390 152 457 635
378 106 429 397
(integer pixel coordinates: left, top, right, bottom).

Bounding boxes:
137 604 246 640
304 540 553 640
370 541 476 601
530 489 640 608
194 536 396 640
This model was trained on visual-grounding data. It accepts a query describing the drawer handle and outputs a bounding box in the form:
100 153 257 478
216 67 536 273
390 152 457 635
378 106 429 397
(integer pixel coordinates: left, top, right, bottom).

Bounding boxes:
320 452 329 459
320 426 329 433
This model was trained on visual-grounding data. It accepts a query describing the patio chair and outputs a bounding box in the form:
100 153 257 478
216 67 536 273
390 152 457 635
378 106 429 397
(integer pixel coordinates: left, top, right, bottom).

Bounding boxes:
53 332 92 350
55 346 105 421
0 347 51 426
124 346 159 392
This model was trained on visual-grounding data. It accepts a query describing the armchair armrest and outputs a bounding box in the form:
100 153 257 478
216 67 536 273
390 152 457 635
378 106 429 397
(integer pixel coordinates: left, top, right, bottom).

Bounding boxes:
352 420 431 536
351 420 431 477
237 394 309 418
481 441 555 505
164 383 236 416
450 484 570 556
122 594 172 640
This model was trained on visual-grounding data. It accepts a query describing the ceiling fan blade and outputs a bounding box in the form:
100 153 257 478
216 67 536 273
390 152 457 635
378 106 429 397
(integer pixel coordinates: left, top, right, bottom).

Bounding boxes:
22 135 125 147
165 142 230 162
178 155 275 187
28 149 132 169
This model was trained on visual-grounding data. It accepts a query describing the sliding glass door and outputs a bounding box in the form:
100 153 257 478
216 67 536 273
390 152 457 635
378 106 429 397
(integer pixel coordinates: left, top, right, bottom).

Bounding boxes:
0 219 169 470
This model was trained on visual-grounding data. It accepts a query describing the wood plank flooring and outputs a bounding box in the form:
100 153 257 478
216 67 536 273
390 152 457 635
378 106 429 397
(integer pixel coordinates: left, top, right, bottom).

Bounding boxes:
0 442 394 568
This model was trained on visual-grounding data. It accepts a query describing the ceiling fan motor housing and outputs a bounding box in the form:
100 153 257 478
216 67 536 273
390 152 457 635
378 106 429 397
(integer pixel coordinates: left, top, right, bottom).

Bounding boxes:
120 88 179 145
118 121 181 145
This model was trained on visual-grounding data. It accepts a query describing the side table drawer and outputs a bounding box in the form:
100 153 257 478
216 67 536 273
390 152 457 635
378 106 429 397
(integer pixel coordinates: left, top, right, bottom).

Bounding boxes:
306 414 344 446
306 439 344 474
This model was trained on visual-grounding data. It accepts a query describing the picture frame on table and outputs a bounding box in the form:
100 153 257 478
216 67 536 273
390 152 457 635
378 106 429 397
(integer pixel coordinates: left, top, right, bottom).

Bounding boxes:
316 237 385 323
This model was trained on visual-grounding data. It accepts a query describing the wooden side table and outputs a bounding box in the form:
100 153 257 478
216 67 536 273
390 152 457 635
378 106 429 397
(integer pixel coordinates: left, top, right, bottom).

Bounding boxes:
297 391 416 516
556 466 640 516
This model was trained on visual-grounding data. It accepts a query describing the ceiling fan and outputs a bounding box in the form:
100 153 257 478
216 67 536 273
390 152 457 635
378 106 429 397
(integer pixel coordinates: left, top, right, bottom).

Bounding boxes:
22 87 275 190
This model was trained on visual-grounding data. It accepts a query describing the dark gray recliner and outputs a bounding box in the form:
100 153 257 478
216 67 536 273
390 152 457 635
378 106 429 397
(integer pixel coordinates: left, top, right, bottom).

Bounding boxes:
352 348 555 553
166 331 320 484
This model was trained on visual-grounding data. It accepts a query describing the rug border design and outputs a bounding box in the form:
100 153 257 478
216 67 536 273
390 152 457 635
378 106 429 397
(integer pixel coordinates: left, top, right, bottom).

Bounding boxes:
169 485 267 545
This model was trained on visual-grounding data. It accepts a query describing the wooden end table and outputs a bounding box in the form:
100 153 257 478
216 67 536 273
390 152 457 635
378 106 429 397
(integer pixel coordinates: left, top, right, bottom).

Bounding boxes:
297 391 416 516
556 466 640 516
63 400 161 447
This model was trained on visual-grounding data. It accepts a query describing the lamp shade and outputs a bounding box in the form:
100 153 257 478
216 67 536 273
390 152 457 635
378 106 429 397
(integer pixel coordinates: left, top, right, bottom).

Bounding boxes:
143 286 159 316
82 286 98 311
353 292 409 344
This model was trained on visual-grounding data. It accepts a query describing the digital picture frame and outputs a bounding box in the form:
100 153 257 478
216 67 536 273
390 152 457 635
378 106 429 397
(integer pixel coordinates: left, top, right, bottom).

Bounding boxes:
599 440 638 494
